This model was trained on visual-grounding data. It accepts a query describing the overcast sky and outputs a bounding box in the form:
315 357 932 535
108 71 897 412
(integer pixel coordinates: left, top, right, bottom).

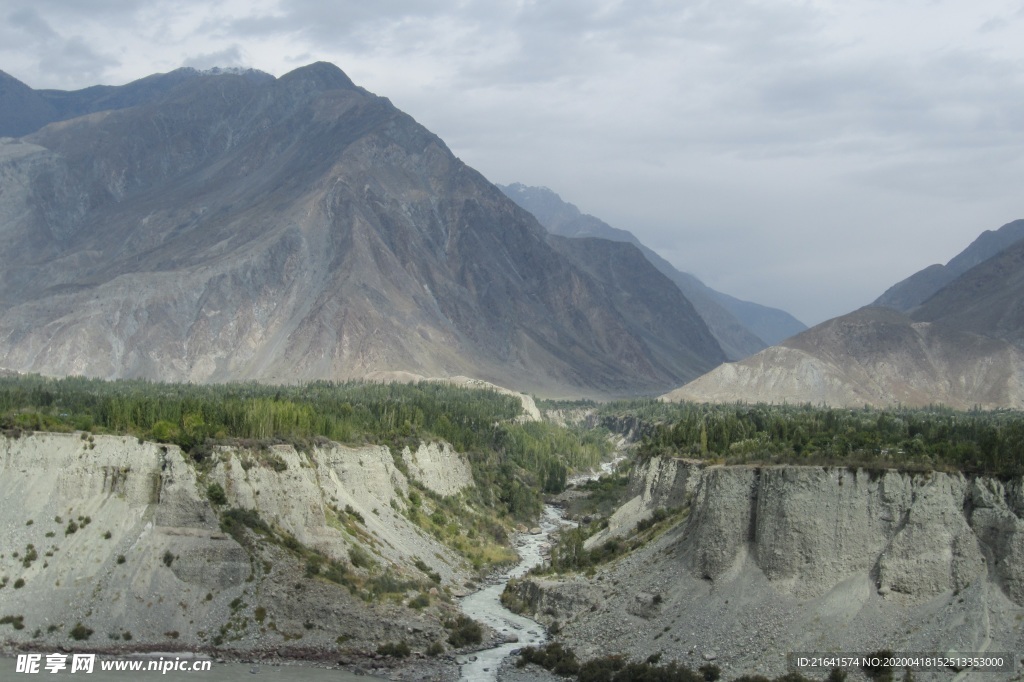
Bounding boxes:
3 1 1023 325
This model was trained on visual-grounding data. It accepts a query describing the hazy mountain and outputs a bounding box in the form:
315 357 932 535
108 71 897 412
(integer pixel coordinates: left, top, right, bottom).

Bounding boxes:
914 237 1024 350
874 219 1024 311
0 67 273 138
668 221 1024 408
498 183 806 357
666 306 1024 409
0 63 725 396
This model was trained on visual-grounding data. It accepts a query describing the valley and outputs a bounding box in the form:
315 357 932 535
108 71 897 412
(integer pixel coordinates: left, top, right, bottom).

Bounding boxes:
2 60 1024 682
2 375 1024 681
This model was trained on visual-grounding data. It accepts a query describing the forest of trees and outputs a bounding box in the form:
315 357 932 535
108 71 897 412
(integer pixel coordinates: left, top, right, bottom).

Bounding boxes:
0 374 609 521
596 399 1024 477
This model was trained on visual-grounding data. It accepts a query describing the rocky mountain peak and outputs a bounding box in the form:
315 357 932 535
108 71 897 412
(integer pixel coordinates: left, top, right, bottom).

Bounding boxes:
277 61 357 91
0 62 726 396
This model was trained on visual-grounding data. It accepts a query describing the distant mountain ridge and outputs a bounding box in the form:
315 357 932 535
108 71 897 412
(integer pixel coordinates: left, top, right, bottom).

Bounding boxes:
668 219 1024 409
0 63 725 397
498 183 806 359
0 67 274 138
874 219 1024 311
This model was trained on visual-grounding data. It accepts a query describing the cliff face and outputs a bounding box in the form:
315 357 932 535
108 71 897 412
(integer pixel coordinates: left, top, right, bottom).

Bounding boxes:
515 458 1024 677
0 432 475 655
614 458 1024 602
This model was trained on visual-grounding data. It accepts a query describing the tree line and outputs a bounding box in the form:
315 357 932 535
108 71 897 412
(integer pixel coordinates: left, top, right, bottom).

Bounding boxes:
597 400 1024 476
0 374 610 521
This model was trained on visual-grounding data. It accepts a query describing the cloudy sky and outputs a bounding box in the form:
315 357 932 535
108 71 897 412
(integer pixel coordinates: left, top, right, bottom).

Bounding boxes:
3 0 1023 325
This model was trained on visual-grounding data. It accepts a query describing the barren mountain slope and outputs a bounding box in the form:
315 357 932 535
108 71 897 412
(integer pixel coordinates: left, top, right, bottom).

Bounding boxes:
875 218 1024 311
667 218 1024 409
0 63 724 396
664 307 1024 408
913 237 1024 351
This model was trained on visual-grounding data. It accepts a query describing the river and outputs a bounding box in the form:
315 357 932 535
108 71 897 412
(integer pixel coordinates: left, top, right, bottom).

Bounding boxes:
456 504 569 681
455 455 624 682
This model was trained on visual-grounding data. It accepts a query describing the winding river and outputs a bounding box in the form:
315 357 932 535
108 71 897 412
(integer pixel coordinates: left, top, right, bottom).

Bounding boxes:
457 456 624 682
457 504 569 681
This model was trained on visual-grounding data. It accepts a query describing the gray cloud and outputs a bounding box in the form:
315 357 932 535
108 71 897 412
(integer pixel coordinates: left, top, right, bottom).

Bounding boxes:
182 45 247 70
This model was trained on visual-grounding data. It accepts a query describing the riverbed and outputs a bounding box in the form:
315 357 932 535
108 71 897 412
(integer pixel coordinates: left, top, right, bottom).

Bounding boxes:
457 505 570 681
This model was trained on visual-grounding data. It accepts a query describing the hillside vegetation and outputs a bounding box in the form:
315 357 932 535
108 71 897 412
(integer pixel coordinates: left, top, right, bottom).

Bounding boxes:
0 374 611 521
595 399 1024 477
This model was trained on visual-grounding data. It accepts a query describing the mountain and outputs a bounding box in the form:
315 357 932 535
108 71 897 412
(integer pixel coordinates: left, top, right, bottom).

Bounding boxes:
874 218 1024 311
914 237 1024 349
665 306 1024 409
0 63 725 396
0 67 273 138
498 183 806 358
668 221 1024 408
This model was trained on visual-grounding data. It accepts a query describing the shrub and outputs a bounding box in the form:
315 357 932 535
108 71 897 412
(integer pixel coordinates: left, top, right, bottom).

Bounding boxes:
517 643 580 677
0 615 25 630
349 545 373 569
13 579 25 589
408 593 430 609
446 615 483 648
220 507 271 543
206 482 227 505
344 504 365 524
376 640 410 658
116 555 126 564
426 641 445 657
69 623 93 641
162 551 174 567
699 663 722 681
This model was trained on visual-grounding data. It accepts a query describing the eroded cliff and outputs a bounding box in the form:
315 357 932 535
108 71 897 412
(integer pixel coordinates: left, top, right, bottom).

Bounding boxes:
0 432 479 662
513 457 1024 679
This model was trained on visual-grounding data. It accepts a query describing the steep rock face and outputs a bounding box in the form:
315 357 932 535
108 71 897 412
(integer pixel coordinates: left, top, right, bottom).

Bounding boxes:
401 441 474 498
577 458 1021 602
583 456 701 550
0 432 473 653
0 63 725 397
513 461 1024 677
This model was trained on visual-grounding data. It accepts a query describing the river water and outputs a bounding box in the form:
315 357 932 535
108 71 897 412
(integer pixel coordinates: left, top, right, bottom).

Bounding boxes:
456 504 569 681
